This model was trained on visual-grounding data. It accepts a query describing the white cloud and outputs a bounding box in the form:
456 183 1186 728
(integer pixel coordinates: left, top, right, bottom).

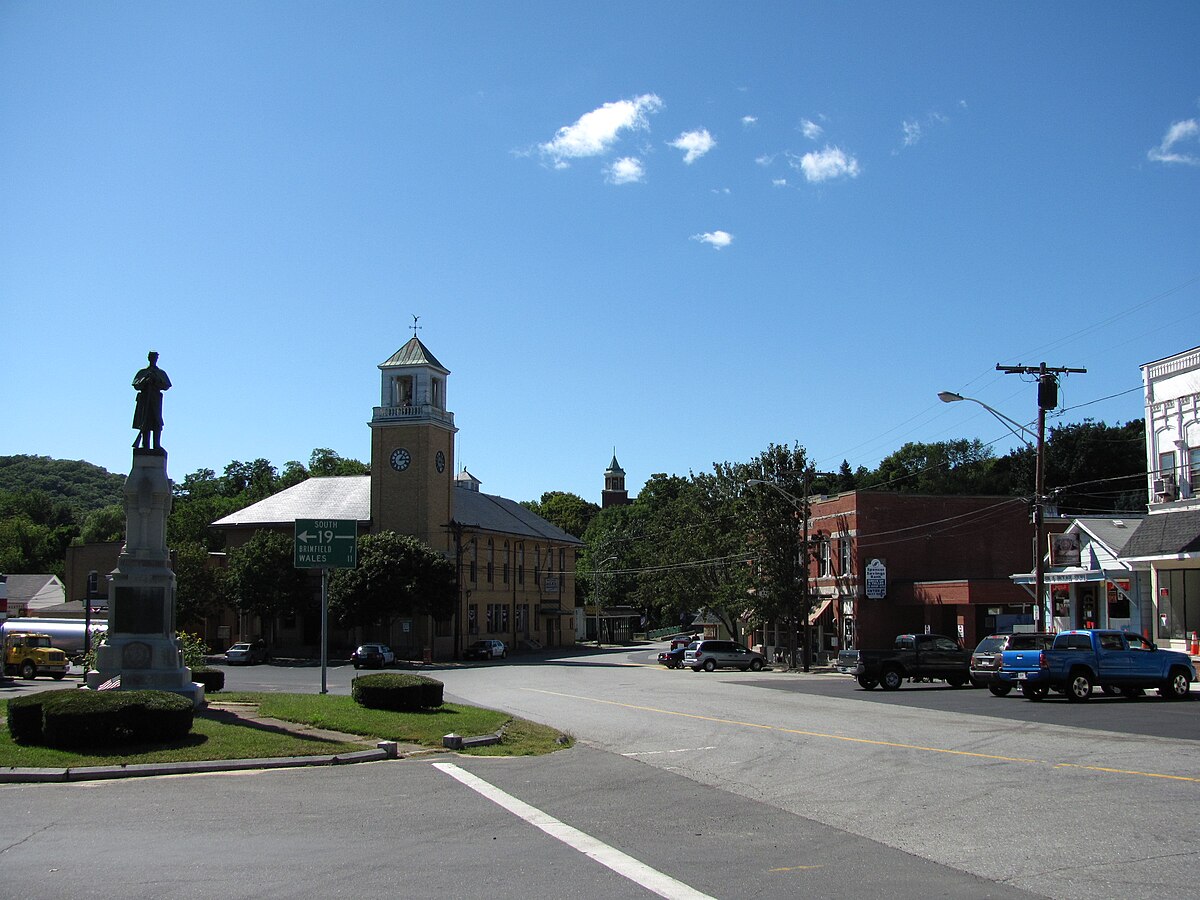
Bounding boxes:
792 146 860 182
901 119 922 146
772 178 788 188
692 230 733 250
607 157 646 184
670 128 716 164
1148 118 1200 165
742 115 758 127
800 118 824 141
539 93 663 167
755 153 774 166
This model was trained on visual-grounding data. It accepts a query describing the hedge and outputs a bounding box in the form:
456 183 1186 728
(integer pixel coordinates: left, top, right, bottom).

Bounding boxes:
351 672 444 711
7 689 194 748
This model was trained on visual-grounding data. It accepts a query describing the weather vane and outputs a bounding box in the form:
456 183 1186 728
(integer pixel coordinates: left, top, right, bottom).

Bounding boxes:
411 314 422 338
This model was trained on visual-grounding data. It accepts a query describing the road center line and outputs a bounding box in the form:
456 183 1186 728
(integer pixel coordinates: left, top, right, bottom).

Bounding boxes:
433 762 716 900
522 688 1200 784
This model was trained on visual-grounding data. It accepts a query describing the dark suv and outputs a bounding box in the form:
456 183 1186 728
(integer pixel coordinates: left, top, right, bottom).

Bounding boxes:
683 640 766 672
971 632 1054 695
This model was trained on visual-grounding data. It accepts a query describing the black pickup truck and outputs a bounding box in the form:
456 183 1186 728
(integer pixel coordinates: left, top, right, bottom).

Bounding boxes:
840 633 972 691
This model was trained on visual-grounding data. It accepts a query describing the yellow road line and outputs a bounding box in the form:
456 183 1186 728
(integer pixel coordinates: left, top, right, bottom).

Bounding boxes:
524 688 1200 784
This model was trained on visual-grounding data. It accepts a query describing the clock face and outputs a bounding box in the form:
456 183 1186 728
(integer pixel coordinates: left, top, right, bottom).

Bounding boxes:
390 448 411 471
435 450 446 473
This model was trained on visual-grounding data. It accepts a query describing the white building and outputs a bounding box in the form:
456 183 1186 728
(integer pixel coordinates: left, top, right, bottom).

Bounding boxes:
1121 346 1200 651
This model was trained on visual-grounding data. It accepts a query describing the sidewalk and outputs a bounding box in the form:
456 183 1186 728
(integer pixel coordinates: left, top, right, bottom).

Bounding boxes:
0 701 427 784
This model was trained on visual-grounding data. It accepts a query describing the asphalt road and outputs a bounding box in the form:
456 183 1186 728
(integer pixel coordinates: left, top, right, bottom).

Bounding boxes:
3 645 1198 899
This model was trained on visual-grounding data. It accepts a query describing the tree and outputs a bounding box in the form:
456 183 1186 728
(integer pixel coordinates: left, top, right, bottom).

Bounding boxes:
864 439 999 494
173 540 227 629
308 448 369 477
79 504 124 544
522 491 599 539
738 443 813 669
225 531 312 641
327 531 456 632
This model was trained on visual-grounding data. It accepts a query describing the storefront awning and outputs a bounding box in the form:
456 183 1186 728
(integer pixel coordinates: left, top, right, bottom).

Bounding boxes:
808 598 833 625
1010 566 1100 586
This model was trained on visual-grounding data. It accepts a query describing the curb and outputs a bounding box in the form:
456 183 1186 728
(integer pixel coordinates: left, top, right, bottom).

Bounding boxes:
0 744 400 784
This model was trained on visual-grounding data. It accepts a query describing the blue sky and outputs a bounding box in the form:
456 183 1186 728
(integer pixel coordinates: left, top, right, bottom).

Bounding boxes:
3 2 1198 505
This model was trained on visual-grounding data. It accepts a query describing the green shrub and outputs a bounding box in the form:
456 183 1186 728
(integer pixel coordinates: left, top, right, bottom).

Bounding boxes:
24 690 195 749
6 693 51 743
192 668 225 692
352 672 444 711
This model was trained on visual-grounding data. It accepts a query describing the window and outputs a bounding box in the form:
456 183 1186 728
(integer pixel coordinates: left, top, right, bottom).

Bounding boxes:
503 542 509 584
1190 448 1200 496
469 541 477 583
838 536 851 575
534 547 541 586
1099 633 1122 651
1159 450 1176 479
468 604 478 635
1126 633 1152 651
518 546 525 585
487 539 494 584
817 538 832 577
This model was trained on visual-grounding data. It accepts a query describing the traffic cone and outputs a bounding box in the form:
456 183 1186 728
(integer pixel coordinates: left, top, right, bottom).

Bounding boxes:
1191 632 1199 656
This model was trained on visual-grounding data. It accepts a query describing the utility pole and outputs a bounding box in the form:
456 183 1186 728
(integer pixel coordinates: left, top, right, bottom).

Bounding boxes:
996 362 1086 632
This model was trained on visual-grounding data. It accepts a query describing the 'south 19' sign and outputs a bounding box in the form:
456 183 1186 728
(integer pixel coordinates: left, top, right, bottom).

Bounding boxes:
294 519 358 569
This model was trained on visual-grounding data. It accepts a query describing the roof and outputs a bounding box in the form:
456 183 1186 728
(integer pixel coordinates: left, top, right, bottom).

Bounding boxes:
209 475 581 544
1121 509 1200 561
211 476 371 527
378 337 449 373
606 453 624 475
2 575 65 610
1072 516 1144 556
454 488 583 545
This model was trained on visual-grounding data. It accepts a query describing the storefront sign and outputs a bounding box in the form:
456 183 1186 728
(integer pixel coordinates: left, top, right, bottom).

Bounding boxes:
866 558 886 599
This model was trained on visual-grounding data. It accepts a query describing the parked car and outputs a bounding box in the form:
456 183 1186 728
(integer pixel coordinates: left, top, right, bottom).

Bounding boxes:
463 639 507 660
351 643 395 669
658 645 690 668
971 632 1055 695
998 629 1197 701
683 639 766 672
224 641 268 665
849 633 971 690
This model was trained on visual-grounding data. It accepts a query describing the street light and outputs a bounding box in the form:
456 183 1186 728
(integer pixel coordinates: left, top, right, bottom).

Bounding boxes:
937 391 1036 447
938 389 1045 630
592 556 617 646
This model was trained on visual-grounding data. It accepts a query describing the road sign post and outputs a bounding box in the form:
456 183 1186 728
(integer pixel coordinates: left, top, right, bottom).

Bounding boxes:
294 520 358 693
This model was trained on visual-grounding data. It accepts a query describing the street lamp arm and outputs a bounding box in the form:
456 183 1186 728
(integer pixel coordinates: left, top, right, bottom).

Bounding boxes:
937 391 1036 447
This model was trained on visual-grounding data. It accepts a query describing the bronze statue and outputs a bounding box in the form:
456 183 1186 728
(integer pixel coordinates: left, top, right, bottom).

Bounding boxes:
132 351 171 450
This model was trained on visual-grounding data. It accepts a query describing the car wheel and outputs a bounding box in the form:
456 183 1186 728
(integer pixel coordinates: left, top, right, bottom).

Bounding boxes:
20 660 36 680
856 676 877 690
703 659 716 672
749 659 763 672
1021 683 1048 701
1066 670 1093 702
1100 684 1121 696
501 651 507 659
988 684 1013 697
880 667 904 691
52 672 66 680
1162 668 1191 700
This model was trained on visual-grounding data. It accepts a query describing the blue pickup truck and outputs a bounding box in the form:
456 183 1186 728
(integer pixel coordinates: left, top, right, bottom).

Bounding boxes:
997 629 1197 702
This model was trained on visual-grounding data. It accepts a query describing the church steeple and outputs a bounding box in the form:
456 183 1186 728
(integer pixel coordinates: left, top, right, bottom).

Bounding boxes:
602 450 629 508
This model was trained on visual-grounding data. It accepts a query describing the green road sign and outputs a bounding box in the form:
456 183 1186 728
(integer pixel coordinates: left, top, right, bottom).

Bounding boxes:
294 519 358 569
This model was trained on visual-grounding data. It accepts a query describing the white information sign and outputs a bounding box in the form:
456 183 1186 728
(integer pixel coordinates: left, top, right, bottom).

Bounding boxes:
865 558 887 600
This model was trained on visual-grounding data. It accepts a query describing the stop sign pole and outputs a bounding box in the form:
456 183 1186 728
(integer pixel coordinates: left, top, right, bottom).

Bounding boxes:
294 520 358 694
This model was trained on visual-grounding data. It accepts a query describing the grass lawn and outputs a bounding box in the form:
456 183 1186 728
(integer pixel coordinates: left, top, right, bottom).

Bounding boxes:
1 692 572 769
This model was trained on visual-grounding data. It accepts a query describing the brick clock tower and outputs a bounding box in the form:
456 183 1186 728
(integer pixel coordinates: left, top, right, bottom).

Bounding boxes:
369 337 457 553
